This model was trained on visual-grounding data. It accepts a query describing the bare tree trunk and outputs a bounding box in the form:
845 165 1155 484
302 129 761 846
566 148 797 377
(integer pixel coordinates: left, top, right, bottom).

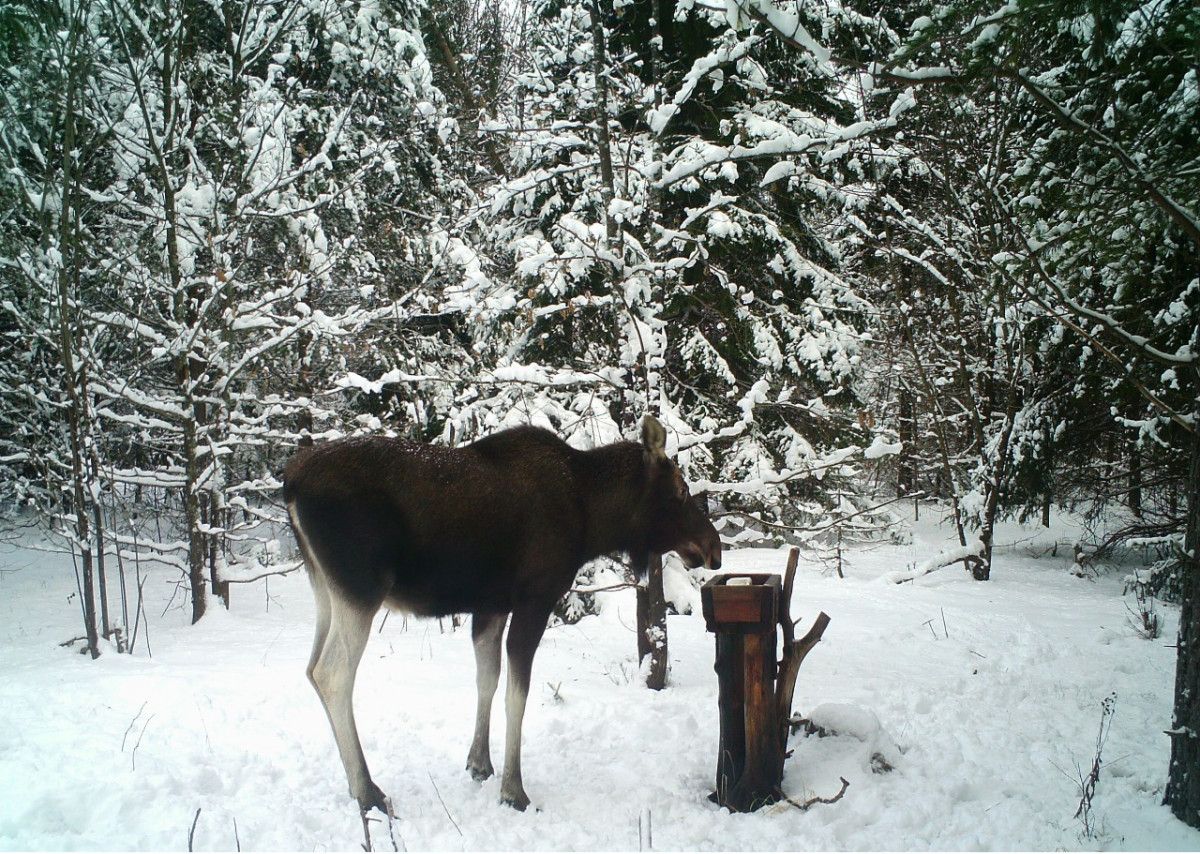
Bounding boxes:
637 553 669 690
975 376 1021 581
182 415 207 624
1165 391 1200 825
208 491 230 609
93 498 110 638
897 386 915 496
590 0 616 243
53 4 100 658
1129 436 1143 518
141 0 206 624
422 10 506 179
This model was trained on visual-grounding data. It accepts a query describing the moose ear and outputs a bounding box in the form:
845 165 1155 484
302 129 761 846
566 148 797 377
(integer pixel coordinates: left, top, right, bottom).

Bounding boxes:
641 415 668 461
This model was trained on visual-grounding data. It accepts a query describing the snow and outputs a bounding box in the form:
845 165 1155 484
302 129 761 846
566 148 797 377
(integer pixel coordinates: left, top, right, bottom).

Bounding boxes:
882 538 985 584
760 160 796 186
863 435 902 459
732 0 830 65
2 509 1199 851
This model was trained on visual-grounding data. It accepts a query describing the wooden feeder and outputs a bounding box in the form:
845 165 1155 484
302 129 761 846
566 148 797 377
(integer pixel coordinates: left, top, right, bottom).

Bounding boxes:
700 549 830 812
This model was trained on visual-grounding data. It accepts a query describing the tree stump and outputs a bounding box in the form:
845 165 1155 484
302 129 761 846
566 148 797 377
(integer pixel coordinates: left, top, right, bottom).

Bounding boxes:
701 548 829 812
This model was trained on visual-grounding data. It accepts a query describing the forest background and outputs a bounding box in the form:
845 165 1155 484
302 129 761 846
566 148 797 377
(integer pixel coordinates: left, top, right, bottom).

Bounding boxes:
1 0 1198 829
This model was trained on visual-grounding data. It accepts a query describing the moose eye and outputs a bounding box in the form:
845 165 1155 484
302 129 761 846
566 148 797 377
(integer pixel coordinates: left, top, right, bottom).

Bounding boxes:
673 473 688 501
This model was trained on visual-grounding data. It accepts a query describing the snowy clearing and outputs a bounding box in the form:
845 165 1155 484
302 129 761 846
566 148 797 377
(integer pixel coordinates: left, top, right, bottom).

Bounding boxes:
1 509 1198 851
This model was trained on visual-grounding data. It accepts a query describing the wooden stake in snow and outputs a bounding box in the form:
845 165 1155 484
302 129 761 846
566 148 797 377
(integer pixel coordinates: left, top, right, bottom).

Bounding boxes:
701 548 830 812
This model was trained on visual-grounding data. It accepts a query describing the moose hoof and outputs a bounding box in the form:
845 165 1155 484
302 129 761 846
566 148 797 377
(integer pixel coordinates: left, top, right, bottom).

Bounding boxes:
501 790 531 812
466 756 494 781
356 781 392 817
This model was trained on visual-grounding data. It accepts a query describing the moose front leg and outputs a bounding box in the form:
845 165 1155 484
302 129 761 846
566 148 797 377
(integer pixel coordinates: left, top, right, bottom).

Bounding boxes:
499 603 551 810
467 612 506 781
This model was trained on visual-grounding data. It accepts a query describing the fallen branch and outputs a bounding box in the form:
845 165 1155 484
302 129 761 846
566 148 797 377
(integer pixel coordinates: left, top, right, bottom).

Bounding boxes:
222 564 303 585
884 539 986 584
784 776 850 811
569 581 638 594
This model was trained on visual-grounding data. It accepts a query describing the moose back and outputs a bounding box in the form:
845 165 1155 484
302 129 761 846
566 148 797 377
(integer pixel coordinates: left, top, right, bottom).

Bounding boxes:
283 415 721 813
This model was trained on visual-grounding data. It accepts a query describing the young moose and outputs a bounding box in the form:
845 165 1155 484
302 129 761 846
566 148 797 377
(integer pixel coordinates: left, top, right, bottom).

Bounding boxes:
283 415 721 814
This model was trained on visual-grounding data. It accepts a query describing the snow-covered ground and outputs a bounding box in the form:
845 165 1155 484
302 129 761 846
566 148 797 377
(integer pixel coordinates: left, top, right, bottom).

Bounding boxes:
1 508 1197 851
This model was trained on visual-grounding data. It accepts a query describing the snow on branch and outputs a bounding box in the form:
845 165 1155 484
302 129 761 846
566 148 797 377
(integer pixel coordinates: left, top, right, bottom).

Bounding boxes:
883 539 986 584
727 0 831 65
335 362 628 396
1008 69 1200 249
658 114 890 189
647 34 759 135
863 16 1200 251
694 438 901 495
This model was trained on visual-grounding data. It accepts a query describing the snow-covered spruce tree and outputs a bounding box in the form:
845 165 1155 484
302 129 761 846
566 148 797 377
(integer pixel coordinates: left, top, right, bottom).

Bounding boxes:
367 0 905 683
994 0 1195 563
318 1 502 448
835 0 1197 583
473 0 897 540
160 0 451 598
0 2 64 516
896 0 1197 575
872 0 1199 824
648 0 915 552
233 0 454 451
421 0 517 181
962 0 1198 819
448 0 690 685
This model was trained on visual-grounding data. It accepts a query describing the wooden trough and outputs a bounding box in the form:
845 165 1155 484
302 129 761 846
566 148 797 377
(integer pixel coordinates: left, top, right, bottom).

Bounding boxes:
700 548 830 812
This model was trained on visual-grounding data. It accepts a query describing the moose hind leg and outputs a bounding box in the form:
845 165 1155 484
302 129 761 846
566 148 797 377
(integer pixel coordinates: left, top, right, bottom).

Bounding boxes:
306 566 333 684
467 612 506 781
310 593 389 814
292 507 332 686
499 603 552 811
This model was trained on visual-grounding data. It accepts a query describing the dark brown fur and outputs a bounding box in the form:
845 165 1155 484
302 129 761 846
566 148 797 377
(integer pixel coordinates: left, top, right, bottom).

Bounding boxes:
283 416 720 813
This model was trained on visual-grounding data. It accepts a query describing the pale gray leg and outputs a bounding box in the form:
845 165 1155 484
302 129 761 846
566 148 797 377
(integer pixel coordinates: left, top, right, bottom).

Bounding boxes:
500 661 532 810
306 567 332 683
499 604 551 811
291 505 332 684
467 612 506 781
309 593 388 814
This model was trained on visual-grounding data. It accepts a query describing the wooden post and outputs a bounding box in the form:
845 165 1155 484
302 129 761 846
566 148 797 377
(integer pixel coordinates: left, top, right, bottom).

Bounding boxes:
712 630 745 803
701 549 829 812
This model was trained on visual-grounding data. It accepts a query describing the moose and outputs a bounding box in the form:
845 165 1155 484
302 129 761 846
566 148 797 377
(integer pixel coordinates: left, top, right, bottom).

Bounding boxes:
283 415 721 814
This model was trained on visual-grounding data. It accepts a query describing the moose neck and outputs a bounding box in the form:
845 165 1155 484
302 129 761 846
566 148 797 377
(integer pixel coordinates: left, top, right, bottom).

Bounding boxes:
574 441 650 562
